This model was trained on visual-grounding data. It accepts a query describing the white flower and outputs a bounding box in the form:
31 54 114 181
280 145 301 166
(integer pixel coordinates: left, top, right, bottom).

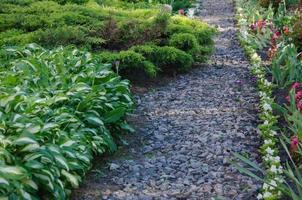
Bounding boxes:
264 139 272 145
270 165 277 173
275 177 284 183
278 166 283 173
259 91 266 98
263 183 269 190
266 147 274 155
273 156 280 162
270 180 277 187
263 191 272 198
270 130 277 136
263 120 269 125
263 103 272 111
257 193 263 199
264 79 272 87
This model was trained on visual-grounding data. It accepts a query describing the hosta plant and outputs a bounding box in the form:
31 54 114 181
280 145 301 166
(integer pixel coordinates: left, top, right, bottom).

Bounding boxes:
0 44 134 199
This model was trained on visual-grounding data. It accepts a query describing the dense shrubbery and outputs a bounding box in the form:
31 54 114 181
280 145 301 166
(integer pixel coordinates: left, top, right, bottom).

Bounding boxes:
236 0 302 199
0 0 215 77
97 0 195 12
0 44 133 199
131 45 194 72
0 0 215 78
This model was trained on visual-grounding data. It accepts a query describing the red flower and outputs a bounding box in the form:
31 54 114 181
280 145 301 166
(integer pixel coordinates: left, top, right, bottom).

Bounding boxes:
298 52 302 60
291 135 299 153
250 24 256 31
292 82 301 90
178 9 185 15
283 26 289 35
296 91 302 101
256 20 266 30
297 100 302 110
267 46 277 60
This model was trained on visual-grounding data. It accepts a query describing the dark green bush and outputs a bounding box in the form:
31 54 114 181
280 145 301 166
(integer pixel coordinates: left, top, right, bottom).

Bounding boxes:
169 33 199 56
172 0 194 11
98 50 157 77
131 44 193 72
52 0 89 4
156 46 194 72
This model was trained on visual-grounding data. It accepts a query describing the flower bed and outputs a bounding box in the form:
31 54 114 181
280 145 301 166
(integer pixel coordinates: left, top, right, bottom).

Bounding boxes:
235 0 302 199
235 1 283 198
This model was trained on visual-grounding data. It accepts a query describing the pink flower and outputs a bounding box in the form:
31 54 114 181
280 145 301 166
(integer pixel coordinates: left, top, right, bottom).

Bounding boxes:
250 24 256 31
297 100 302 110
296 91 302 101
292 82 301 90
178 9 185 15
291 135 299 153
286 95 290 102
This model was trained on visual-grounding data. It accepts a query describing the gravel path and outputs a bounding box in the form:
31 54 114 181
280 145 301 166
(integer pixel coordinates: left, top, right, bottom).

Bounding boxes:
72 0 261 199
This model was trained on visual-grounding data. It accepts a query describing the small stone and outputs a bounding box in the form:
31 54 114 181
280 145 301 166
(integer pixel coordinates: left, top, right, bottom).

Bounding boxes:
109 163 120 170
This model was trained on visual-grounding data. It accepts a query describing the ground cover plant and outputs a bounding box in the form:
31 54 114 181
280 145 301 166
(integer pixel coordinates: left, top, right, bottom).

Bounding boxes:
0 0 215 80
0 44 134 199
235 0 302 199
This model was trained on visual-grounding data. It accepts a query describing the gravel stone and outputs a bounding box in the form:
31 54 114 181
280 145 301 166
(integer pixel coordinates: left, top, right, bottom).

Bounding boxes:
71 0 261 199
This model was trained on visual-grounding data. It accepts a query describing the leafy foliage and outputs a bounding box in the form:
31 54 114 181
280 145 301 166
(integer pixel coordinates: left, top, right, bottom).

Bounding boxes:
0 1 215 79
169 33 199 57
0 44 133 199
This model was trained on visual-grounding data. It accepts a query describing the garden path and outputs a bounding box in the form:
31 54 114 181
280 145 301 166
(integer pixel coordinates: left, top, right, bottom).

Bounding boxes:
72 0 261 199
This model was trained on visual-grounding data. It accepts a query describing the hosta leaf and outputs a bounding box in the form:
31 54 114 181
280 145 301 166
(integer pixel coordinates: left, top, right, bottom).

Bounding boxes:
54 96 68 103
23 180 38 191
21 144 40 152
25 160 44 170
54 156 69 171
42 123 58 131
14 137 37 146
120 123 135 133
20 189 32 200
61 170 79 188
33 173 54 191
25 126 41 134
104 108 126 123
60 140 76 147
76 155 90 164
0 166 27 180
0 178 9 186
86 117 104 126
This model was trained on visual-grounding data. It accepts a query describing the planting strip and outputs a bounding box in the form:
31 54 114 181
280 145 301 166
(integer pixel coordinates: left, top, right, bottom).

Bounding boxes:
235 0 283 199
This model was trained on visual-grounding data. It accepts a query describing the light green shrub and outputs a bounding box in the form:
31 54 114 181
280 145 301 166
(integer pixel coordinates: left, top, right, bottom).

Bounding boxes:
169 33 199 56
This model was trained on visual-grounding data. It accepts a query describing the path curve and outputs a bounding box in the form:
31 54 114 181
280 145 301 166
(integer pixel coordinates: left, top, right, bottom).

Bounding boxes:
72 0 261 199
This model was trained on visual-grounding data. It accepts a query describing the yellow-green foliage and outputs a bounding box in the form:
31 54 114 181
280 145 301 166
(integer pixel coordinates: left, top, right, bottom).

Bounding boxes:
0 0 215 79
